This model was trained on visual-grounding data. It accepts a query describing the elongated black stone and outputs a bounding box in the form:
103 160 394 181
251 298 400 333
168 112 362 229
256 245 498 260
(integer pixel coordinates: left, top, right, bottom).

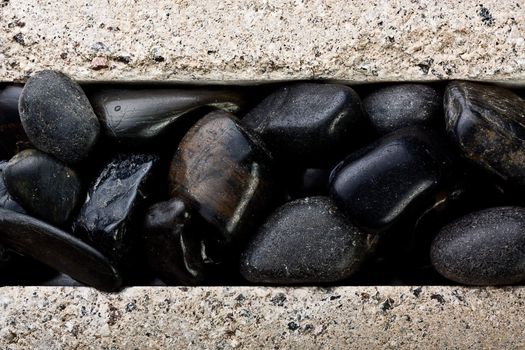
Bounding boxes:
0 85 28 158
19 70 100 164
3 149 82 226
73 153 159 263
0 209 121 291
445 81 525 189
242 83 365 167
88 87 246 142
329 127 454 234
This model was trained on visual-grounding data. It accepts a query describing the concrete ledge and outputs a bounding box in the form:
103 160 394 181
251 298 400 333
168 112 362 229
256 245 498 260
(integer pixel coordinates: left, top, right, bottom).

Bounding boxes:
0 286 523 349
1 0 525 83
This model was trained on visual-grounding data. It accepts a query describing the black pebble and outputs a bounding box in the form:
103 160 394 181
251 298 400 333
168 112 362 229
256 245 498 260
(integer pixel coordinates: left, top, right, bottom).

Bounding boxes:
3 149 82 226
329 126 454 234
241 83 365 167
73 152 159 264
240 196 375 284
0 208 121 291
431 207 525 285
363 84 443 135
19 70 100 164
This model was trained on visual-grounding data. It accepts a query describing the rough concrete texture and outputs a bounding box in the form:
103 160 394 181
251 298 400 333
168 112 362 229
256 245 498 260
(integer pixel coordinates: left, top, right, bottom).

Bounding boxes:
0 286 524 349
1 0 525 83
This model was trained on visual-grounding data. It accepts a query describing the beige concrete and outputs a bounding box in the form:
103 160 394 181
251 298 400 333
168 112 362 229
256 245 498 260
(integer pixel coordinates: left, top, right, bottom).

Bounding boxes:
0 286 523 349
1 0 525 83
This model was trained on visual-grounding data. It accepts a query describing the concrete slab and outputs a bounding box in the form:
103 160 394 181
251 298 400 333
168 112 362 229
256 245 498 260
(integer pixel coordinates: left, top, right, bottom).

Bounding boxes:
1 0 525 83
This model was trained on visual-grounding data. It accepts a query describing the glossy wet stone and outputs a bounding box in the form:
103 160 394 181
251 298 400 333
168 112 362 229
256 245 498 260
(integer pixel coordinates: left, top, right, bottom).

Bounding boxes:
363 84 443 135
169 110 277 245
431 207 525 285
0 208 121 291
0 85 28 157
240 196 375 284
329 126 454 234
73 153 159 263
444 81 525 189
88 87 246 142
19 70 100 164
3 149 82 226
242 83 365 166
143 198 224 285
0 161 25 214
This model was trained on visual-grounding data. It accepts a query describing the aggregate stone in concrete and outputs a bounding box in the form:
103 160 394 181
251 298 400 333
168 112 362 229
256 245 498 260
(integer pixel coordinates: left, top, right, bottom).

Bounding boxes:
0 286 524 349
1 0 525 83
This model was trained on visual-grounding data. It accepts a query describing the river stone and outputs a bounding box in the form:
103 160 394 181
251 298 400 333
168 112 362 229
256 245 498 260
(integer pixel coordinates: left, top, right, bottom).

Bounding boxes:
431 207 525 285
0 208 121 291
363 84 443 135
0 161 25 214
240 196 375 284
73 153 159 264
88 87 246 142
444 81 525 189
241 83 365 167
169 110 277 245
329 126 454 234
19 70 100 164
3 149 82 226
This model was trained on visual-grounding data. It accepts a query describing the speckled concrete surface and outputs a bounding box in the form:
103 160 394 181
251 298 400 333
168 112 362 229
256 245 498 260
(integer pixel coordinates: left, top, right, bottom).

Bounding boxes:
1 0 525 83
0 286 523 349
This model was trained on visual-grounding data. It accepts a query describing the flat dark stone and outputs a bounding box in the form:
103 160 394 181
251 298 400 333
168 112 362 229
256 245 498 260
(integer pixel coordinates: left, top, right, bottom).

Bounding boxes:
19 70 100 164
431 207 525 285
363 84 443 135
73 152 159 263
241 83 365 166
329 126 454 233
0 208 121 291
240 196 375 284
143 198 223 285
169 110 278 245
88 87 246 142
445 81 525 189
3 149 82 226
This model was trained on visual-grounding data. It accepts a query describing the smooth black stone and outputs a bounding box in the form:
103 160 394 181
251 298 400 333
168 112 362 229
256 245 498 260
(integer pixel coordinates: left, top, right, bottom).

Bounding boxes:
3 149 82 226
0 208 121 291
169 110 278 245
0 85 28 157
73 153 159 263
431 207 525 285
143 198 223 285
240 196 375 284
19 70 100 164
329 126 454 234
0 161 25 214
41 273 84 286
363 84 443 135
241 83 365 166
445 81 525 189
88 87 246 142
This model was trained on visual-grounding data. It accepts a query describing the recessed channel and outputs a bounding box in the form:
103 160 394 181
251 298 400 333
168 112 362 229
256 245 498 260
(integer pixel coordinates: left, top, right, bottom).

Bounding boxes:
1 73 524 291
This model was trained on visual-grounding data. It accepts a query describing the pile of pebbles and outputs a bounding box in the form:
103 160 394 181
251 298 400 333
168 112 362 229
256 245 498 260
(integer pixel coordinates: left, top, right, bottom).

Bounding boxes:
1 71 525 291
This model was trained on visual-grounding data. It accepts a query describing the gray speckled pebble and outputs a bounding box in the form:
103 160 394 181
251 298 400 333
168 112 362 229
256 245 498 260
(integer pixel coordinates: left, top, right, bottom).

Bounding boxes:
240 196 375 284
431 207 525 285
19 70 100 164
363 84 442 135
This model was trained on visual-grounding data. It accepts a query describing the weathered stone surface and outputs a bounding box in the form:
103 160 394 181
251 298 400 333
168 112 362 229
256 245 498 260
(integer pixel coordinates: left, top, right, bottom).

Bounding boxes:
1 1 525 83
0 286 525 349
